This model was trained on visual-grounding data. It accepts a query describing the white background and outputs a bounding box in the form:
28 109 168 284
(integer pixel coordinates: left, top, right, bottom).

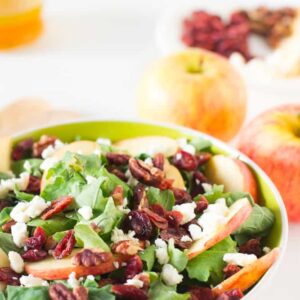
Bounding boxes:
0 1 299 299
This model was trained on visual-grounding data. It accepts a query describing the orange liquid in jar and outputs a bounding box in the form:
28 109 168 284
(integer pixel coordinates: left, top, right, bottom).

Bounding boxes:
0 0 43 49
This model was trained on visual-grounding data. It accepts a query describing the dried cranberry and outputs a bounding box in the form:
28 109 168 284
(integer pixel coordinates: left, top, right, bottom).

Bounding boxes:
0 267 20 286
106 153 131 166
172 187 192 205
239 239 262 257
12 139 33 161
24 226 47 250
223 264 241 279
112 284 148 300
22 249 48 261
73 286 88 300
195 195 209 214
172 150 198 171
25 176 41 194
41 196 73 220
160 227 192 249
53 230 75 259
152 153 165 170
216 289 244 300
73 249 112 267
142 207 168 230
190 171 208 198
189 286 214 300
165 211 183 228
122 211 153 240
49 283 75 300
125 255 143 279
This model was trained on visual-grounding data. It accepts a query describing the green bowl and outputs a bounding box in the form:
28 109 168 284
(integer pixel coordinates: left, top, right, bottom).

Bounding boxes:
13 119 288 298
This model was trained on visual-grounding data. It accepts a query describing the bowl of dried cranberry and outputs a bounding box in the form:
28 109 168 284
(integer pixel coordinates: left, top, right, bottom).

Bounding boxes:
1 119 287 300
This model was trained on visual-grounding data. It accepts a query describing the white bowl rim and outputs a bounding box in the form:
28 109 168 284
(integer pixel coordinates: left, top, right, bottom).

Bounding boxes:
12 117 289 299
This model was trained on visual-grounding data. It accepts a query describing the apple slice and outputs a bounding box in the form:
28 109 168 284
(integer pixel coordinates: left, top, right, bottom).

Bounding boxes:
164 160 185 189
212 248 280 296
114 136 178 157
0 248 9 268
0 137 11 173
25 249 123 280
187 198 252 260
41 141 101 190
204 155 258 202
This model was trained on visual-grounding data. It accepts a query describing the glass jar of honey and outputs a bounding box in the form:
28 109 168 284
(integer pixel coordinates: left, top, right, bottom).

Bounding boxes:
0 0 43 49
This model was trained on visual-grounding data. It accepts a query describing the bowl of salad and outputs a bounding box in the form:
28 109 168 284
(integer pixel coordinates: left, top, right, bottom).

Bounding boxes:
0 120 288 300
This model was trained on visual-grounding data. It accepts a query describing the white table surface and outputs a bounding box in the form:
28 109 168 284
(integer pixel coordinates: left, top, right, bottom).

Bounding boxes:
0 1 299 299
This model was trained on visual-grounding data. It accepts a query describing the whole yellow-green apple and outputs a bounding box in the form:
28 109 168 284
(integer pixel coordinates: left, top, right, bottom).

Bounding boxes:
137 49 247 141
237 104 300 222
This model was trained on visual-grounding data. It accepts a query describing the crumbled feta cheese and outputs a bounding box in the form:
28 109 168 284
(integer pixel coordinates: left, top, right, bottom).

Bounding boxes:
181 235 193 242
87 275 95 281
11 222 28 247
161 264 183 286
23 161 32 173
117 197 130 214
188 224 204 240
202 183 213 193
175 152 182 160
223 253 257 267
40 157 58 171
20 274 49 287
172 202 196 224
8 251 24 273
0 172 30 199
177 138 188 148
78 206 93 220
113 261 120 269
263 247 271 254
125 169 139 187
10 196 49 223
181 144 196 155
205 198 229 216
67 272 80 288
111 228 138 244
125 277 144 288
144 157 153 166
155 239 169 265
41 139 64 159
96 138 111 146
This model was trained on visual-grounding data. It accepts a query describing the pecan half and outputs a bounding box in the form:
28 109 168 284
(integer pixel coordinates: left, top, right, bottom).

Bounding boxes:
160 227 192 249
133 184 148 210
41 196 73 220
0 267 20 286
33 135 57 158
152 153 165 170
1 220 16 233
112 284 148 300
49 283 76 300
142 207 168 230
73 286 88 300
106 153 131 166
73 249 112 267
111 185 124 206
129 158 164 187
107 166 128 182
53 230 75 259
112 240 145 256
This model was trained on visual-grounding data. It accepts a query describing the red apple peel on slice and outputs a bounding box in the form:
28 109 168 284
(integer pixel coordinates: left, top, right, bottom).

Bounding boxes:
187 198 253 260
212 248 280 296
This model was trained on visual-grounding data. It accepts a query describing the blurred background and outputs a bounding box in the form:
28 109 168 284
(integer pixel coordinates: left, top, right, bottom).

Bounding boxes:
0 0 299 299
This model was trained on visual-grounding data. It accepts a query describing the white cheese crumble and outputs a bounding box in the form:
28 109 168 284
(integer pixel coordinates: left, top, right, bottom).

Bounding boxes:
125 169 139 187
181 235 193 242
223 253 257 267
96 138 111 146
67 272 80 288
23 161 32 173
8 251 24 273
40 157 58 171
161 264 183 286
11 222 28 247
20 274 49 287
144 157 153 166
263 247 271 254
117 197 130 214
0 172 30 199
41 139 65 159
202 183 213 193
172 202 196 224
10 196 49 223
155 238 169 265
87 275 95 281
111 228 138 244
177 138 196 155
125 277 144 288
113 261 120 269
78 206 93 220
188 224 204 240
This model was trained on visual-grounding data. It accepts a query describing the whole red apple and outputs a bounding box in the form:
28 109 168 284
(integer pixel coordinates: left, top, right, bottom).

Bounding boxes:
137 49 247 141
237 104 300 222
